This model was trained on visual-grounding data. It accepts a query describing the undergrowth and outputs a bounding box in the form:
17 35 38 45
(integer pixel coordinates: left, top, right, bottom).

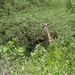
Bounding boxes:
0 37 75 75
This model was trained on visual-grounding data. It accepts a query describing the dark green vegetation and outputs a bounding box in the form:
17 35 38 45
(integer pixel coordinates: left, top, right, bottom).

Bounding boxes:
0 0 75 75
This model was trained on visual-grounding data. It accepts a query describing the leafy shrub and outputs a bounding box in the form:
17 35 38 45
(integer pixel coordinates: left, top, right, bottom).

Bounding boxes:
0 36 75 75
0 0 75 74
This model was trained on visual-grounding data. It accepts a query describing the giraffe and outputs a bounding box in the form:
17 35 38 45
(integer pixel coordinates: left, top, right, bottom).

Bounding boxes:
41 23 52 44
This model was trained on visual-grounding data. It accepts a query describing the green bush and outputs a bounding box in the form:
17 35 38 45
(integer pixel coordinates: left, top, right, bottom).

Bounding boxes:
0 36 75 75
0 0 75 75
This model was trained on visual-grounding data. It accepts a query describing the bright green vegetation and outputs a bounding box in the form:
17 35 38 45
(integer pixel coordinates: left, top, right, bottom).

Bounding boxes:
0 0 75 75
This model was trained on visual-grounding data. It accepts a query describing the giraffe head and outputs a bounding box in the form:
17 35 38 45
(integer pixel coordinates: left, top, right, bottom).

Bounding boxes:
41 23 49 28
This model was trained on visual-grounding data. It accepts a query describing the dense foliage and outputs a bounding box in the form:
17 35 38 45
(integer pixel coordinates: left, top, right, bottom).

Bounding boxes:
0 0 75 75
